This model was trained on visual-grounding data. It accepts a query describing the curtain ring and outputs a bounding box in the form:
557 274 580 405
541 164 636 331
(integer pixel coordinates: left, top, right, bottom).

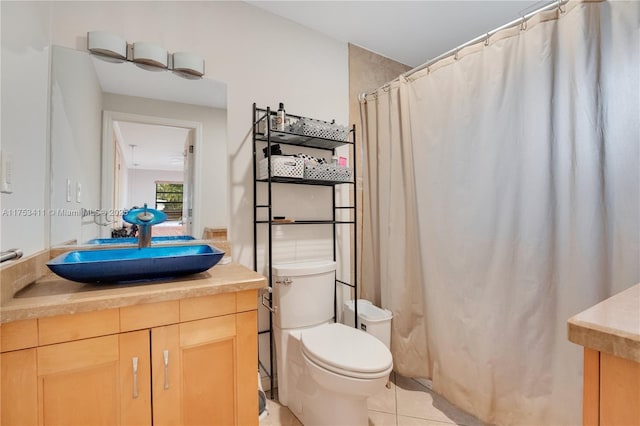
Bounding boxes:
484 33 490 47
520 16 527 31
557 0 566 13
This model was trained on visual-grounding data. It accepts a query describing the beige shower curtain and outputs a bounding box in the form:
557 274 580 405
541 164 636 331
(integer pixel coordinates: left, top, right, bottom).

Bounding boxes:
360 1 639 424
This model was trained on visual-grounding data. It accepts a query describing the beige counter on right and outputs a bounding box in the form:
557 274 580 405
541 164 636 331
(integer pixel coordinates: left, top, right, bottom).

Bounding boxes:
568 283 640 426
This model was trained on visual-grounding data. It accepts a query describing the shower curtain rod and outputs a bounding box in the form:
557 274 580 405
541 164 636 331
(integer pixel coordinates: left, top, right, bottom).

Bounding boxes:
360 0 569 100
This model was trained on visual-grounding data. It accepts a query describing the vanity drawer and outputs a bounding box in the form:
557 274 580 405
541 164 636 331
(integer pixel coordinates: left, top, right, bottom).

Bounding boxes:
38 309 120 346
1 319 38 352
179 290 259 322
237 290 258 312
180 292 236 322
120 300 180 332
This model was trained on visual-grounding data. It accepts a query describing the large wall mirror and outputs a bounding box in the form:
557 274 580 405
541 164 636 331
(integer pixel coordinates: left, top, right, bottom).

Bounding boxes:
50 45 227 246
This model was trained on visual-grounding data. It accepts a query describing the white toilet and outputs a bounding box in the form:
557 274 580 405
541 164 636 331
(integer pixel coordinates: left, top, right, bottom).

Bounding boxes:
272 260 393 426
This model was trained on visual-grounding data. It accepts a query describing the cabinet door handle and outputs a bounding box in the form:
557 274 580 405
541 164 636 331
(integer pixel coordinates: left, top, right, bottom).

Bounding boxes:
163 350 170 390
132 357 139 399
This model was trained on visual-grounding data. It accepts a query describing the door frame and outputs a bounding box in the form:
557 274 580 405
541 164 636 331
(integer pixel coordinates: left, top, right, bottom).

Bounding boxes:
101 111 203 238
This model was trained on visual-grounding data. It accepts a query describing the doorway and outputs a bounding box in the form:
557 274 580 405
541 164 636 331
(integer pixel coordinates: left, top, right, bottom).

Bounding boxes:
102 111 203 238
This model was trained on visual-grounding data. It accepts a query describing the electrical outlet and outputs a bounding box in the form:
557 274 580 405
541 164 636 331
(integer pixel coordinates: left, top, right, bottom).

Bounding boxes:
76 182 82 203
66 179 72 202
1 150 13 194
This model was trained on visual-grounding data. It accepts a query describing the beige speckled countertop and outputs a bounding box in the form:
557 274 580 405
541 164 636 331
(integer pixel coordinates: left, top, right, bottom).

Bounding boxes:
568 283 640 363
1 262 267 323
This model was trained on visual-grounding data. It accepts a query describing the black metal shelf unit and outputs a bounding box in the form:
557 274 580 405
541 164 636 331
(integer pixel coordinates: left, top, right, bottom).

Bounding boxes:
252 103 358 397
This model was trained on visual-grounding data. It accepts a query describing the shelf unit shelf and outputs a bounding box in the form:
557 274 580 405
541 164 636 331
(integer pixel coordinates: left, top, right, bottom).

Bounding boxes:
257 177 353 186
255 132 352 150
252 103 358 398
256 220 355 225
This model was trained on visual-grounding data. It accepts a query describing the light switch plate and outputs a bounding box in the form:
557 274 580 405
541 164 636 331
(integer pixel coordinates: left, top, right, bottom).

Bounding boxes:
1 150 13 194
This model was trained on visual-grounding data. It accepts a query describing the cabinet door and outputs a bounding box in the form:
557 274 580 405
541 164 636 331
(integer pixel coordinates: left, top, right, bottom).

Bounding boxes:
236 310 258 426
120 330 153 425
1 348 38 426
152 312 258 426
151 324 181 425
36 331 150 425
600 352 640 425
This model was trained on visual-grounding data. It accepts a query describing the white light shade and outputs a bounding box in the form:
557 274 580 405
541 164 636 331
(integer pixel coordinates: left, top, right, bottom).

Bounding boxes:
172 52 205 77
132 42 168 68
87 31 127 60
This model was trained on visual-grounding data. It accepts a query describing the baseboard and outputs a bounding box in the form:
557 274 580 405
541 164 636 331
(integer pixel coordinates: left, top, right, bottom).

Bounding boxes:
413 377 433 390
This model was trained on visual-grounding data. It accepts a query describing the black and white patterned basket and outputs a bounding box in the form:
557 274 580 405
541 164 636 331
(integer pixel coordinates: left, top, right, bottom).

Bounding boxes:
304 163 353 182
290 118 350 142
258 156 304 179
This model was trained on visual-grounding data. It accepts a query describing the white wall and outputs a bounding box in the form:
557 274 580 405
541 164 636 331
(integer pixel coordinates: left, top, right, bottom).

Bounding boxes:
0 2 52 254
49 2 350 379
3 1 350 381
1 2 349 261
49 46 103 246
49 1 349 267
127 169 183 211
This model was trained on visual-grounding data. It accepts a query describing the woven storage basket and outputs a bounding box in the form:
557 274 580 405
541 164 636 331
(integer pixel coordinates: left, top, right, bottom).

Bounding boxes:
292 118 350 142
259 156 304 179
304 163 353 182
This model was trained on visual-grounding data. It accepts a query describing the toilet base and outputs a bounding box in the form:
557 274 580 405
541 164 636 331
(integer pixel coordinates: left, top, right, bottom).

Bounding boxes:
302 388 368 426
274 324 391 426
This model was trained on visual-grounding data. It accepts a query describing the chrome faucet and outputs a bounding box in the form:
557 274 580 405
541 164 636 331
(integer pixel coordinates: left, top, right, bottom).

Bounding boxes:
122 204 167 248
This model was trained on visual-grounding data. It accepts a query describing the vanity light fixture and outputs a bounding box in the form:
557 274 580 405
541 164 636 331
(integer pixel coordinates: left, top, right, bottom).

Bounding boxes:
132 42 169 69
87 31 127 60
86 31 205 77
172 52 205 77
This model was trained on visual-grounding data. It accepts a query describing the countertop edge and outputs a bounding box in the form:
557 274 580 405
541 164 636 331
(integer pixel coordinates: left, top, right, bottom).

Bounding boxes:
568 320 640 363
1 263 267 323
567 283 640 363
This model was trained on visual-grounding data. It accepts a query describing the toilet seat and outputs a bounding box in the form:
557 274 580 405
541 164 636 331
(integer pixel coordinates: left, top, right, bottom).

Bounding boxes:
301 323 393 379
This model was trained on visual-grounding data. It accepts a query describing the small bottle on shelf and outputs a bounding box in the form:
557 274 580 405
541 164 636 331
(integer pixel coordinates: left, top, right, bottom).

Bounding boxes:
276 102 286 131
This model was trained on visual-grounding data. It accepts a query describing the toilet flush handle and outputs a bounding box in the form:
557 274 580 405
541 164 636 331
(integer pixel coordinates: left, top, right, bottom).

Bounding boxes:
275 277 292 285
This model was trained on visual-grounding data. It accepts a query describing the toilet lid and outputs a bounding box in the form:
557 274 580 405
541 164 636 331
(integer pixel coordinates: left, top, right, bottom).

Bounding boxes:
301 323 393 376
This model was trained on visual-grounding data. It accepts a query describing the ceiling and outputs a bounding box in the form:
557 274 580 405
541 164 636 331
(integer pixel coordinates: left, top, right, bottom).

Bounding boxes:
248 1 547 67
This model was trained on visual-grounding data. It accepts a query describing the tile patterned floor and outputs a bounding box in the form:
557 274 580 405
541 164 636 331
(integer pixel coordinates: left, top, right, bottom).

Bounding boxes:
260 373 485 426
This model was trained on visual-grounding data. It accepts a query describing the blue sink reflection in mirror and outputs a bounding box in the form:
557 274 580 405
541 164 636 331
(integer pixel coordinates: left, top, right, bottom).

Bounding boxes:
86 236 197 245
47 245 224 284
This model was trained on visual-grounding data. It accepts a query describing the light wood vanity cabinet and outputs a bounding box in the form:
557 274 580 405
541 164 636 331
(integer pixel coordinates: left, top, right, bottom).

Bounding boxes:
0 290 259 426
1 346 38 425
151 310 257 426
582 348 640 426
568 284 640 426
36 331 151 425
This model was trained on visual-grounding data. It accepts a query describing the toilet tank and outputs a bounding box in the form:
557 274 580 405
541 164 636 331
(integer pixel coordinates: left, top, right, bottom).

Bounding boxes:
272 260 336 329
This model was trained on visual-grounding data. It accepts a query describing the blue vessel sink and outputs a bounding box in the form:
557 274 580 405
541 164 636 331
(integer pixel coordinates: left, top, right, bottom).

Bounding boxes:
47 245 224 284
86 236 197 245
